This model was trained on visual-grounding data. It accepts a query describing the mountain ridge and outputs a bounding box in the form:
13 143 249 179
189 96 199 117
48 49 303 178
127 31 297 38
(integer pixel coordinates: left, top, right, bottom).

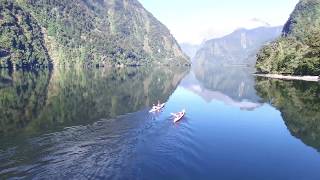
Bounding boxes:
193 26 282 66
0 0 190 69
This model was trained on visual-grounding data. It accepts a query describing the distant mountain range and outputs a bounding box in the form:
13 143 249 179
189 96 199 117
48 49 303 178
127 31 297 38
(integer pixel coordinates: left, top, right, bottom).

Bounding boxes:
193 26 282 66
180 43 200 59
0 0 189 69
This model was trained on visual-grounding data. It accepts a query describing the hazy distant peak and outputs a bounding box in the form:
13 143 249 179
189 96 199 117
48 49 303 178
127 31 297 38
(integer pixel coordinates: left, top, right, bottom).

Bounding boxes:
179 43 201 59
193 25 282 66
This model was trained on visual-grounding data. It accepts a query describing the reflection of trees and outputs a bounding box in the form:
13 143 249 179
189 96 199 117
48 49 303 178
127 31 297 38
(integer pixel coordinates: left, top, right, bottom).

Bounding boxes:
0 70 51 137
0 67 188 138
193 62 260 102
255 77 320 151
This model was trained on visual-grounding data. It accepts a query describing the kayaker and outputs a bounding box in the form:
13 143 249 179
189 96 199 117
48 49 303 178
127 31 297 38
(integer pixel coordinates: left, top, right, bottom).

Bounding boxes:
172 109 186 123
177 109 186 116
172 111 183 117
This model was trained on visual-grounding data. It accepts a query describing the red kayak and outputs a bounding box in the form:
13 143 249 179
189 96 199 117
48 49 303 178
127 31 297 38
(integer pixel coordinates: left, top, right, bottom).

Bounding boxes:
172 109 186 123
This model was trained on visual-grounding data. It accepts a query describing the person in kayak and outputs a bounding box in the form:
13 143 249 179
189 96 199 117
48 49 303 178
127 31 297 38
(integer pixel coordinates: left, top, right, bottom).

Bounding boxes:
172 109 185 117
152 101 160 108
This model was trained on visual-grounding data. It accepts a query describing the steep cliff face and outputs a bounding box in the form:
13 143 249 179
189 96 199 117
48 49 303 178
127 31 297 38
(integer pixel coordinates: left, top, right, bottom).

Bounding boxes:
193 26 282 66
283 0 320 40
256 0 320 75
0 0 189 68
0 1 52 68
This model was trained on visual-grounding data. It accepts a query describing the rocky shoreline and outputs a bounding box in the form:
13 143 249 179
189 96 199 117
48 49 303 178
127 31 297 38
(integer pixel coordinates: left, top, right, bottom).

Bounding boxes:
254 74 320 82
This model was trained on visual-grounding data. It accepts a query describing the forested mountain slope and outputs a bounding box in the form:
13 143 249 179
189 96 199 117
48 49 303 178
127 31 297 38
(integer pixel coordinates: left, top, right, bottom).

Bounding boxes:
0 0 189 68
256 0 320 75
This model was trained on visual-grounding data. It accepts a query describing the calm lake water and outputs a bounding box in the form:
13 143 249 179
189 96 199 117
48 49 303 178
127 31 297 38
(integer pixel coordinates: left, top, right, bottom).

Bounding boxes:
1 65 320 179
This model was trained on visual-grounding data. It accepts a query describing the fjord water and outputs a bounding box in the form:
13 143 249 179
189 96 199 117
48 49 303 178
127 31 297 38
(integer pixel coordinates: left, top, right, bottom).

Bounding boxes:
1 66 320 179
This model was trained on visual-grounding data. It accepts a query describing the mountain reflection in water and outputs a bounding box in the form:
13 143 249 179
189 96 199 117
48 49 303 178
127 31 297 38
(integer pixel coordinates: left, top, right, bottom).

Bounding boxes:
1 65 320 180
0 67 188 140
186 64 262 110
255 77 320 151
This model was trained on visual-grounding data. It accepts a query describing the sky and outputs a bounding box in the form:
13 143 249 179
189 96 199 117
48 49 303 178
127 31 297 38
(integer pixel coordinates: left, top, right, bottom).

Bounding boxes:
139 0 299 44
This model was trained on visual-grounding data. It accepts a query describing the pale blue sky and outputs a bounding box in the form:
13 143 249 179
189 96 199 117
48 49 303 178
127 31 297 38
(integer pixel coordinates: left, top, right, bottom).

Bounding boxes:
139 0 299 44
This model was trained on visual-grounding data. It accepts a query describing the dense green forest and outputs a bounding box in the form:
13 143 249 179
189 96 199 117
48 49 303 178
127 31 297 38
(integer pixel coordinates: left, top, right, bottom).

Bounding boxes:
0 0 189 69
0 1 52 68
255 77 320 150
256 0 320 75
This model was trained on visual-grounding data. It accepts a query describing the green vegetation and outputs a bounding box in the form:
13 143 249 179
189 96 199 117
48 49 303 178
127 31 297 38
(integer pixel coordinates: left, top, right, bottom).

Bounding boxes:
256 0 320 75
0 1 52 68
1 0 189 68
0 69 51 136
255 77 320 150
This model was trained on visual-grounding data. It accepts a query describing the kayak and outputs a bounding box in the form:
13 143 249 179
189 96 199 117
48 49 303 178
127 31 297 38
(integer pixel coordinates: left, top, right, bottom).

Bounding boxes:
172 110 186 123
149 103 165 113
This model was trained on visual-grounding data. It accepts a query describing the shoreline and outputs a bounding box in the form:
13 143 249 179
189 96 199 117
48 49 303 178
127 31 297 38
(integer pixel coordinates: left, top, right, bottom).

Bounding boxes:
254 74 320 82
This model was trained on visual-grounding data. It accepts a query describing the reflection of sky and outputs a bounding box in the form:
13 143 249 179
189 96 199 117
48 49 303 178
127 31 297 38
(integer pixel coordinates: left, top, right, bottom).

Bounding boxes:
184 84 262 110
139 0 299 44
2 69 320 179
